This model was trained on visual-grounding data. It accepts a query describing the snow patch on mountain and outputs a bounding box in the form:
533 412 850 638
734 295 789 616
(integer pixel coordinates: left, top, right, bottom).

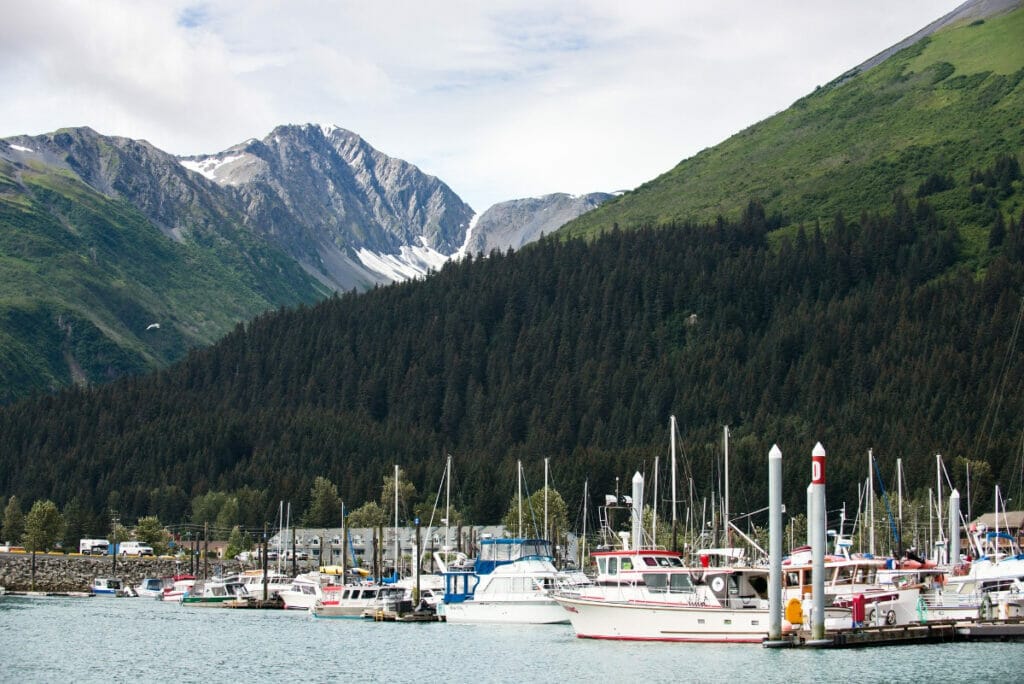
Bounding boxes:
10 144 34 153
357 239 450 281
179 153 246 181
453 213 480 261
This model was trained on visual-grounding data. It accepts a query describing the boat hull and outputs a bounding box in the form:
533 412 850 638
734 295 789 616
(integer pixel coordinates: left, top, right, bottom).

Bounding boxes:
443 598 569 625
554 596 769 642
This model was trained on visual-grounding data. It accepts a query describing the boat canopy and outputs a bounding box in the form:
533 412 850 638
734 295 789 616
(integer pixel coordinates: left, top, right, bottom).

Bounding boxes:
476 538 552 574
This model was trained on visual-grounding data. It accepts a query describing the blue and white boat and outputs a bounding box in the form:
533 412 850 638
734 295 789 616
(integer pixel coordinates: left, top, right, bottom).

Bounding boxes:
442 538 570 624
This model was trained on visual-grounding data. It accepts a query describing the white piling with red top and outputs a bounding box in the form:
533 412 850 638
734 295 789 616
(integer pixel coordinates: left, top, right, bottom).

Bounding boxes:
810 442 827 642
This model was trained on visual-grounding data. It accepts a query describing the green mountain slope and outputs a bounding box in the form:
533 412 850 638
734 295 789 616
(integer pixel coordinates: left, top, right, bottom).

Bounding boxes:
1 197 1021 529
0 155 324 402
561 8 1024 257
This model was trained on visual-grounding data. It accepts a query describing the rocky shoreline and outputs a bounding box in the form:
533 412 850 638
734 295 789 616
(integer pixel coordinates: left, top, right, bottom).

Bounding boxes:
0 554 243 592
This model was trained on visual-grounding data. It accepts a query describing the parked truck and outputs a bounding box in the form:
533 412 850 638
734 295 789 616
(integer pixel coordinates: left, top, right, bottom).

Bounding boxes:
79 539 110 555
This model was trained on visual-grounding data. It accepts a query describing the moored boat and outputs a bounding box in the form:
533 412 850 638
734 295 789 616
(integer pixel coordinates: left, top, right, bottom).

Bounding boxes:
442 538 570 624
91 577 133 597
311 584 404 619
160 574 196 601
135 577 168 598
180 579 247 607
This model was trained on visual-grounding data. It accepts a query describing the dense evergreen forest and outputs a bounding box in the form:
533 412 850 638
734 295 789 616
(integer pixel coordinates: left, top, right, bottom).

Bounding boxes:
1 181 1023 537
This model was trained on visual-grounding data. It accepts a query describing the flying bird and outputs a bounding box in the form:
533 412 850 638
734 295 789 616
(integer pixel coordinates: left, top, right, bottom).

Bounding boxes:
146 323 160 330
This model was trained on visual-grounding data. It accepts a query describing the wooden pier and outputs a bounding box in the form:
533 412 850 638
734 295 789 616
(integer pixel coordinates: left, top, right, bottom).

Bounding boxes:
764 617 1024 649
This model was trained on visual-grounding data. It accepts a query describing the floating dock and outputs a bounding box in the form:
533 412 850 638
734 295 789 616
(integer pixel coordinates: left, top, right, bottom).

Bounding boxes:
370 608 443 622
1 590 93 598
764 618 1024 649
223 596 285 610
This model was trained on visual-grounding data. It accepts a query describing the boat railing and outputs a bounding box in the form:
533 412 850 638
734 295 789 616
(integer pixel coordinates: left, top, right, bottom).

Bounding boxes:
919 591 984 609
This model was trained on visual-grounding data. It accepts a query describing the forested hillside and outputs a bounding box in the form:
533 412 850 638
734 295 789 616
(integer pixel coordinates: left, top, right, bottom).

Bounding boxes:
561 7 1024 254
1 180 1022 531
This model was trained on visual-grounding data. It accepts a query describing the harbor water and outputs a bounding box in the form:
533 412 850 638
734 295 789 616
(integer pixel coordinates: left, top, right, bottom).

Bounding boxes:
1 595 1022 683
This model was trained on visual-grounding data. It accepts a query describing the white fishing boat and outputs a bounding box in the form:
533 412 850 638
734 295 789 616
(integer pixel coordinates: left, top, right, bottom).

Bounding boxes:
442 537 569 624
278 571 348 610
913 528 1024 622
782 546 922 626
311 584 405 619
90 577 131 597
226 569 292 601
180 579 247 607
135 577 168 598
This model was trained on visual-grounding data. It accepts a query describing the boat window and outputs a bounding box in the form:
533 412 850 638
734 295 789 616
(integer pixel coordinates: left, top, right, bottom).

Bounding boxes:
621 559 633 570
608 558 618 575
642 556 658 567
597 558 607 575
667 557 683 567
642 573 668 593
669 573 695 593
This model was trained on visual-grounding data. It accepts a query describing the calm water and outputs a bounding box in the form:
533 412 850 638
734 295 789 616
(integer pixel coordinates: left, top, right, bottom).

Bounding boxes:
1 595 1022 683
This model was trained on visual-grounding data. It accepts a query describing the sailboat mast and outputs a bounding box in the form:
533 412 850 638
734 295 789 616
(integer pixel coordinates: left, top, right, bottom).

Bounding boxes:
723 425 730 548
544 457 549 541
897 457 904 546
652 455 659 546
445 455 451 553
581 479 588 567
517 460 523 539
670 415 678 552
936 454 944 560
868 451 875 556
394 464 400 578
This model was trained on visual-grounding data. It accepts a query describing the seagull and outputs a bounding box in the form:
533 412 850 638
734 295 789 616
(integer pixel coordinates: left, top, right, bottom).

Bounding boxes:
146 323 160 330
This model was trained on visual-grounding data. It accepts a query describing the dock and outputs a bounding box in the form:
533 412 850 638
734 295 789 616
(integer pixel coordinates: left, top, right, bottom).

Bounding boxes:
764 617 1024 649
223 596 285 610
1 590 93 598
370 608 443 622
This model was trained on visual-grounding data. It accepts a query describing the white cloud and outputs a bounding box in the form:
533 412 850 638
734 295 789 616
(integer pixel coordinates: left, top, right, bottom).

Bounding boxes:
0 0 965 210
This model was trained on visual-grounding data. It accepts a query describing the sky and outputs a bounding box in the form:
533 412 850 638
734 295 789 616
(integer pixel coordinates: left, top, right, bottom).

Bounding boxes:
0 1 965 212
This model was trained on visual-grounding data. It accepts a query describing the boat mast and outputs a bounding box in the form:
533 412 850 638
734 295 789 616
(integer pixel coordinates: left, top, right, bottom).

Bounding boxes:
517 460 523 539
670 415 678 552
544 457 549 542
277 500 283 574
723 425 730 548
936 454 944 563
581 479 588 568
652 455 659 547
868 450 875 556
394 464 400 578
445 455 451 554
897 457 904 550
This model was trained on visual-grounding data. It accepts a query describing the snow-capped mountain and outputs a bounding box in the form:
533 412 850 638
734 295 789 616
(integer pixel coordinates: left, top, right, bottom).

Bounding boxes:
179 123 475 290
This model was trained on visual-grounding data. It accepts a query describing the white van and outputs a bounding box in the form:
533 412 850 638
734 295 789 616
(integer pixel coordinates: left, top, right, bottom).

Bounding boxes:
79 539 110 555
118 541 155 557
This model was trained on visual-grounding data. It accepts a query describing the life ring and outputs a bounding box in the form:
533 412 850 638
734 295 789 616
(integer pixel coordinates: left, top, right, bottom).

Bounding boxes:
710 576 725 593
885 610 897 626
865 607 875 624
